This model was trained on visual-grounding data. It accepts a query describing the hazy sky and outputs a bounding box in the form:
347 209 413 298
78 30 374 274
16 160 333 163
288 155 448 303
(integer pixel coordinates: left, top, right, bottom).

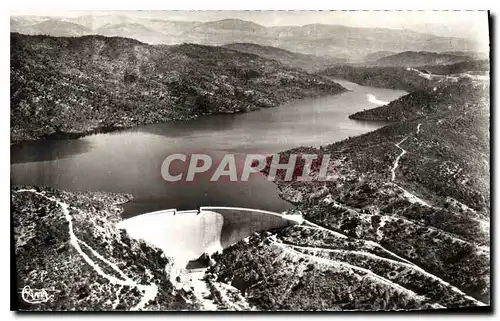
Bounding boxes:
11 10 489 41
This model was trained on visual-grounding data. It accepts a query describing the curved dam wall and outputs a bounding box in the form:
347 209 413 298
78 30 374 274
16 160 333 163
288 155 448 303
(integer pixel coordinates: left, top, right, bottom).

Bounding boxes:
117 209 224 265
117 207 300 267
201 207 295 249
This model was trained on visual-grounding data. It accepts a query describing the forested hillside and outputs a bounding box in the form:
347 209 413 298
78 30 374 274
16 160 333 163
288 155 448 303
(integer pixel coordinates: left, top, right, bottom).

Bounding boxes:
349 79 488 121
223 43 344 72
372 51 472 67
318 65 434 92
209 70 490 311
11 33 345 142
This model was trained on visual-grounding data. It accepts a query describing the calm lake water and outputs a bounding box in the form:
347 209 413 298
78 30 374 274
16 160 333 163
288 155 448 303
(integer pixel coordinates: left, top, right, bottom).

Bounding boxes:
11 79 406 217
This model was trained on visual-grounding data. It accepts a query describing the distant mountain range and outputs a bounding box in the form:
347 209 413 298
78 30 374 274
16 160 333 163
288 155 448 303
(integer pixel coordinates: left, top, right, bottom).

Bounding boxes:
12 19 92 37
11 14 490 311
10 15 486 59
95 23 168 44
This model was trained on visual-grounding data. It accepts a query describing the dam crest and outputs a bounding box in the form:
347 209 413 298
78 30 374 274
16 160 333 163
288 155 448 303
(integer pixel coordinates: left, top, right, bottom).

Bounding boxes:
117 206 303 267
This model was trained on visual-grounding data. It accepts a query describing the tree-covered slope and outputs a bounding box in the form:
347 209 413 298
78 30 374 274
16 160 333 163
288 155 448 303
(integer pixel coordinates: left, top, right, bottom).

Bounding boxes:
223 42 344 72
209 79 490 310
319 65 435 92
349 78 488 121
12 186 197 311
11 33 345 142
372 51 472 67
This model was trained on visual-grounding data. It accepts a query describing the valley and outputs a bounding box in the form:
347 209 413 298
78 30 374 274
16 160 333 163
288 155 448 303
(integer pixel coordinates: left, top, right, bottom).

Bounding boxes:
209 60 490 310
11 33 345 143
10 12 490 312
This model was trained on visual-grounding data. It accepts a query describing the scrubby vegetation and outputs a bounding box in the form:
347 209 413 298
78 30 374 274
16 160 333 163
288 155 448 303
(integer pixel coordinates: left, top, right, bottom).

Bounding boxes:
11 32 490 311
371 51 472 67
210 76 490 310
12 186 196 311
222 43 345 72
209 228 483 310
349 78 488 122
319 65 433 92
11 33 345 142
417 60 489 75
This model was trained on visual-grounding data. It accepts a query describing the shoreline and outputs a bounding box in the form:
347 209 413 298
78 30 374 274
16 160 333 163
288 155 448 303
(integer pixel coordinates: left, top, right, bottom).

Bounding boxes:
11 88 350 145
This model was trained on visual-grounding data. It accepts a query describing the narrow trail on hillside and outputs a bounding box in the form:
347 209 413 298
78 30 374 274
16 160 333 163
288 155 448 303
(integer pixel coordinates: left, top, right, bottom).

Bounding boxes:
390 123 435 208
187 268 255 311
296 221 484 305
390 136 408 182
388 124 489 235
188 270 219 311
388 124 492 245
274 123 489 306
270 238 443 308
15 189 159 311
276 241 485 306
259 122 488 308
300 220 414 265
332 199 476 248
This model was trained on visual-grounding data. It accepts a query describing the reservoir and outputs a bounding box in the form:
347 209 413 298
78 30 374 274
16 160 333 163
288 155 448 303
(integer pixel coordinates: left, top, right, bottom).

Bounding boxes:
11 79 406 218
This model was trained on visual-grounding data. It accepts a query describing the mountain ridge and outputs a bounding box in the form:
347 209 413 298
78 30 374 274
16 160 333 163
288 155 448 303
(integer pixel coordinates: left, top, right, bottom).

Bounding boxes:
222 42 345 71
11 32 346 142
373 51 473 67
10 15 485 59
211 75 490 310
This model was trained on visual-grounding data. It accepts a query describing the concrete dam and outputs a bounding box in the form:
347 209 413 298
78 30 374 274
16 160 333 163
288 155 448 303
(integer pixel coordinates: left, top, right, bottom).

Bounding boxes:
117 207 302 267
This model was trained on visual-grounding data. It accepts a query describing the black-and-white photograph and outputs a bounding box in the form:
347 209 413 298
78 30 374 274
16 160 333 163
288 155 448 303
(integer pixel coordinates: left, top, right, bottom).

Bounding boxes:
10 9 490 311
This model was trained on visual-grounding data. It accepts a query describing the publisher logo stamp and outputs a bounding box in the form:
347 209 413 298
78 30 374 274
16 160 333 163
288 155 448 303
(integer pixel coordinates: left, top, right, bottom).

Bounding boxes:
20 285 53 304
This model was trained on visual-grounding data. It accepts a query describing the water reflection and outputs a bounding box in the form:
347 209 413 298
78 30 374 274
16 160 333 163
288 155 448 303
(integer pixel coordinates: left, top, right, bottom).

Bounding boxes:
11 138 92 164
11 79 406 218
136 114 239 138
